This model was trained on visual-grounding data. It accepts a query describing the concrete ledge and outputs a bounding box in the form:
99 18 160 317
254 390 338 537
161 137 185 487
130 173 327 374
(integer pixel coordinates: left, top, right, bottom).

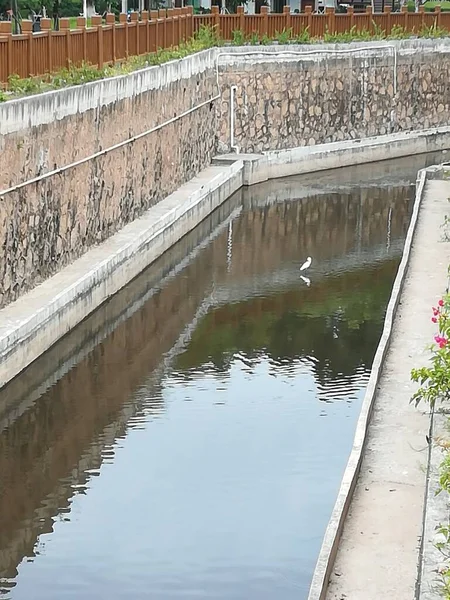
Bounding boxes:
248 127 450 185
0 48 217 135
306 163 446 600
2 127 450 391
0 160 244 389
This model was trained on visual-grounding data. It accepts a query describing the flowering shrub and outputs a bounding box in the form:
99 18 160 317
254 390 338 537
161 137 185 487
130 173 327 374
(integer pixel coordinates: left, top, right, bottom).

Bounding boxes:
411 294 450 408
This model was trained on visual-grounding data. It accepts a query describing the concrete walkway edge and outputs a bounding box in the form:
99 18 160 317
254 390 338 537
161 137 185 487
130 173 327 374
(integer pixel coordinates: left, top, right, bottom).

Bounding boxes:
307 163 449 600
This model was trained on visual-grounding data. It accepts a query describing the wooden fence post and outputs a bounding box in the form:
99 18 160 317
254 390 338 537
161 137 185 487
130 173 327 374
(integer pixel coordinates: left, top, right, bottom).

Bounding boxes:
187 4 193 38
326 7 335 33
130 11 138 55
174 7 181 46
305 5 313 35
348 5 354 28
41 18 52 74
91 15 103 68
435 5 441 28
182 7 188 41
384 5 391 34
419 4 425 28
150 10 159 49
0 21 12 81
21 19 34 77
158 10 167 49
365 6 372 33
261 5 268 37
283 5 291 30
119 13 129 57
77 17 87 63
166 8 173 47
211 5 220 37
141 10 149 52
106 13 116 63
59 18 71 68
237 5 245 34
401 5 408 31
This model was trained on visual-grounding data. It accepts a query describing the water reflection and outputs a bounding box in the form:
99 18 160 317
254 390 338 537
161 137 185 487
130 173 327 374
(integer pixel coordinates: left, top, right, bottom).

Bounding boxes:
0 153 445 599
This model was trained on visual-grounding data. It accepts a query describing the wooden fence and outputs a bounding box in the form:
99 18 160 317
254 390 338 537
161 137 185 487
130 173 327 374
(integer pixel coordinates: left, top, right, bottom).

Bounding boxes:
1 4 449 83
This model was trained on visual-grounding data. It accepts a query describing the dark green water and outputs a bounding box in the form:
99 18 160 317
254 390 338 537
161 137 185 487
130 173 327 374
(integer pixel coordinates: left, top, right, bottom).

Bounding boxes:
0 152 446 599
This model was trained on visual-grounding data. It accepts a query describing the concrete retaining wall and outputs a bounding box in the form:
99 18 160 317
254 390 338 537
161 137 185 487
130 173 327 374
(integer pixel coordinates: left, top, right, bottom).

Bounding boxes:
0 49 218 308
1 40 450 311
217 39 450 153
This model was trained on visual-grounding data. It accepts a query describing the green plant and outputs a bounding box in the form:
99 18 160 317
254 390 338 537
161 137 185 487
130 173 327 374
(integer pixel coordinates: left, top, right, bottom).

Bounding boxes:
372 21 386 39
323 25 374 43
442 210 450 242
231 28 246 45
423 0 450 10
433 522 450 599
249 31 260 45
296 26 311 43
275 27 292 44
411 292 450 408
8 73 43 95
388 24 410 39
419 20 449 37
194 23 222 47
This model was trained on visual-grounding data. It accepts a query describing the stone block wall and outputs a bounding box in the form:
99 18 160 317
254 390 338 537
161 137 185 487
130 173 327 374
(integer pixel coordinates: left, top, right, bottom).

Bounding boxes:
1 40 450 310
0 49 218 308
216 40 450 153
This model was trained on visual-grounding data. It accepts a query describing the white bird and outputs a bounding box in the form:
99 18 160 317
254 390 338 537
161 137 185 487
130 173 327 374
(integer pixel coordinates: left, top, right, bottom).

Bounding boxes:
300 257 312 271
300 275 311 287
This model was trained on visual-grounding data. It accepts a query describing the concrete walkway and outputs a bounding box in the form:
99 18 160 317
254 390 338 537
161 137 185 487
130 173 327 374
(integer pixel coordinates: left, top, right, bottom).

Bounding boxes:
326 178 450 600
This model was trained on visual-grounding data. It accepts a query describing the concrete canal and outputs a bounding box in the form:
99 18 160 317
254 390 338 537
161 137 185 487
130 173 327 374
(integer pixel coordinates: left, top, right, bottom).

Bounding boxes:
0 152 446 600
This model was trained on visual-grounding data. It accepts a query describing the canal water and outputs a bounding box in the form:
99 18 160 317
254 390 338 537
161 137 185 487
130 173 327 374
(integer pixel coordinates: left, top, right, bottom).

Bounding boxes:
0 152 446 599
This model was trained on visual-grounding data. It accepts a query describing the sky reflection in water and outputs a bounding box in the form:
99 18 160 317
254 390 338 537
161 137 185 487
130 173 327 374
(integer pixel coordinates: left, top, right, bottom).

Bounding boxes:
0 152 446 599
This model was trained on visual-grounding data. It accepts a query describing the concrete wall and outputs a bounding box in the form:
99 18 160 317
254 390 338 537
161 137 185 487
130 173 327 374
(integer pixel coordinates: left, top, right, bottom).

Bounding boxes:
0 49 218 308
1 40 450 312
217 40 450 153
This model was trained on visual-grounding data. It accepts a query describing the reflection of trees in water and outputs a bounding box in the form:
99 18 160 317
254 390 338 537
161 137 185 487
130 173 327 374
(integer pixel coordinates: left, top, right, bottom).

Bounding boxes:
0 175 413 590
229 186 412 281
0 245 212 585
175 259 398 390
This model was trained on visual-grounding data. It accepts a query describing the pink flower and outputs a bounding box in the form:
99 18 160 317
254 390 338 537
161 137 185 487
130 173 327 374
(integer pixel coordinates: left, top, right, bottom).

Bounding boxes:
439 299 444 307
432 317 437 323
435 335 448 348
433 307 440 316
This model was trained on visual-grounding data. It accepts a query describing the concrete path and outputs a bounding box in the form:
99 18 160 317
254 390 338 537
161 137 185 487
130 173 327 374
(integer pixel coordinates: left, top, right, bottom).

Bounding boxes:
326 178 450 600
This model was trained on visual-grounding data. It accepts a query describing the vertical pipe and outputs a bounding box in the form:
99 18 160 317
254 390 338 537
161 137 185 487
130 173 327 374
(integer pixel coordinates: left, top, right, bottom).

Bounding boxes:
230 85 239 153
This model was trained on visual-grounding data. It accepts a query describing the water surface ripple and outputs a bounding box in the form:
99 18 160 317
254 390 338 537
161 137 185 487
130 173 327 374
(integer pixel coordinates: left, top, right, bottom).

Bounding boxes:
0 153 445 599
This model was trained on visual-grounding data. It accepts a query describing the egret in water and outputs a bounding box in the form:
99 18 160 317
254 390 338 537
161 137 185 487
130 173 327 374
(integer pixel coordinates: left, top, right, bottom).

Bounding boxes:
300 257 312 271
300 275 311 287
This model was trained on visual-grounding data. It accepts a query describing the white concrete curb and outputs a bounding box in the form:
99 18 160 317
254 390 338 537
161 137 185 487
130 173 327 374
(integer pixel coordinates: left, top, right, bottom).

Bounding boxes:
307 163 448 600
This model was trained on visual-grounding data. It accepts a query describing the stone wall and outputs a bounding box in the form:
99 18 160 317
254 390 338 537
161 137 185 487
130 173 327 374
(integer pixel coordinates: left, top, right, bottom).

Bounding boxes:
1 40 450 311
216 40 450 153
0 49 218 308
